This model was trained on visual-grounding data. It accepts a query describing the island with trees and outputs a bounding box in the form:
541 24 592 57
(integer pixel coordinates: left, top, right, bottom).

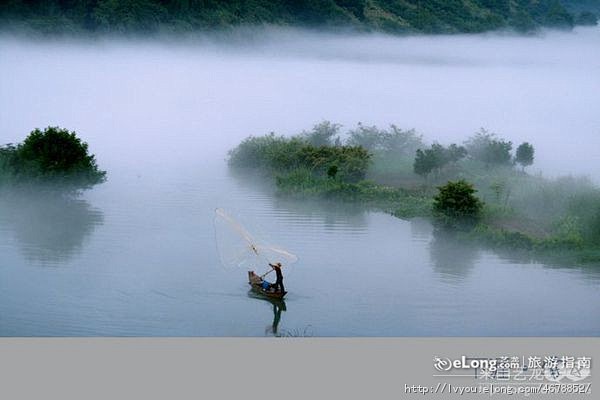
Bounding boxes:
228 121 600 264
0 126 106 190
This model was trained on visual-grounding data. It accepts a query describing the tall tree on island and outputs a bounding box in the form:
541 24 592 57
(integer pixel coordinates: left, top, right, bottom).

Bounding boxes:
515 142 534 172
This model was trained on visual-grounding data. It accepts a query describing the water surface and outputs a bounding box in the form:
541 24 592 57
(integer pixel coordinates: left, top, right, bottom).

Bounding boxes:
1 28 599 336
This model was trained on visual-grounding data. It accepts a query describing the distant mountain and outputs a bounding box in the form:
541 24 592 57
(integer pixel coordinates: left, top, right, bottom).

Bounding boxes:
0 0 595 35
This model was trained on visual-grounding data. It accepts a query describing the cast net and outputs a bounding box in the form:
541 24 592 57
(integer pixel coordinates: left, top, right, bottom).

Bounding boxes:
214 208 298 274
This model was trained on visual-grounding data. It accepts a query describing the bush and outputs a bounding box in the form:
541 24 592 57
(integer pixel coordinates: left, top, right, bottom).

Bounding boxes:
433 180 483 228
0 126 106 188
228 133 371 183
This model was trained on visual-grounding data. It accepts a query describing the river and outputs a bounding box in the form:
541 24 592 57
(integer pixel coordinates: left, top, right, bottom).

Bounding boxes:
1 28 599 336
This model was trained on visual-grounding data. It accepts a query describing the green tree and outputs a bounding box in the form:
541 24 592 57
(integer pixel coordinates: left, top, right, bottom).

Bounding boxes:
575 11 597 26
465 129 512 167
9 126 106 187
93 0 167 33
346 123 384 151
413 148 434 178
515 142 534 171
380 125 424 157
302 121 340 147
446 143 467 163
346 124 423 156
433 179 483 228
413 142 454 178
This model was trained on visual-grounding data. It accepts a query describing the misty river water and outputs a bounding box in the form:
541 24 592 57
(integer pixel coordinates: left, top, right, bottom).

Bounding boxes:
1 28 599 336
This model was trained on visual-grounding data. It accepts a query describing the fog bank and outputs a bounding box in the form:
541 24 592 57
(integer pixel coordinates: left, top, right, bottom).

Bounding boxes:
1 26 599 178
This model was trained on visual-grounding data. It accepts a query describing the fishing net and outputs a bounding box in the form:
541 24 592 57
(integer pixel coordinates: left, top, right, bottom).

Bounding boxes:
214 208 298 273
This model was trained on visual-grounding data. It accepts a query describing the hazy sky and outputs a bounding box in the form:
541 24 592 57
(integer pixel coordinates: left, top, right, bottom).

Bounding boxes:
1 26 599 178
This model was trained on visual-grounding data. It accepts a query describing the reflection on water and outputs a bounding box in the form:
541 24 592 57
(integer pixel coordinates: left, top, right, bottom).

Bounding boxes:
271 196 369 233
0 190 103 266
0 169 598 336
248 290 287 336
410 217 434 241
429 229 480 283
229 170 369 233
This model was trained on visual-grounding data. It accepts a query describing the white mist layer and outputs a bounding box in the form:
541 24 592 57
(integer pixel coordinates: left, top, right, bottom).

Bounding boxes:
1 26 599 179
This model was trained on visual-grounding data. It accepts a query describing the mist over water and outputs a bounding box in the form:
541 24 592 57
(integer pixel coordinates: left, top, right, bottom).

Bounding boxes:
1 27 599 336
2 27 600 177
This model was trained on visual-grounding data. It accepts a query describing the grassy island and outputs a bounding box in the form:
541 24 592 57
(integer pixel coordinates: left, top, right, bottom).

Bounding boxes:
228 122 600 264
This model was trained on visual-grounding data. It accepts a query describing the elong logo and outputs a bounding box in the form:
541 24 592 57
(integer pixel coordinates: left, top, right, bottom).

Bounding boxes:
434 356 497 372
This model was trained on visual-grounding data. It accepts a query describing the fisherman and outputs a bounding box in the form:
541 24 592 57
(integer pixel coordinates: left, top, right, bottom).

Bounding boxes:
269 262 285 293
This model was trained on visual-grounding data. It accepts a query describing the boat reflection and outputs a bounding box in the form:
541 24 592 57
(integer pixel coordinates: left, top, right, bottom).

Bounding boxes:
247 290 287 336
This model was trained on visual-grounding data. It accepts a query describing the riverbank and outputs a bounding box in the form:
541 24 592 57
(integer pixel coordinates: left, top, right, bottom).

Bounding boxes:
275 171 599 264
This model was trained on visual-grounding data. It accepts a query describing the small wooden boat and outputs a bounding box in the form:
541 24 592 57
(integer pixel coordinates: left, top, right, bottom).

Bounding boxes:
248 271 287 299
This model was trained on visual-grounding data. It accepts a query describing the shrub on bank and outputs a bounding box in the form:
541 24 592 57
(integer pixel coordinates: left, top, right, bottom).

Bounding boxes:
433 179 483 228
228 133 371 183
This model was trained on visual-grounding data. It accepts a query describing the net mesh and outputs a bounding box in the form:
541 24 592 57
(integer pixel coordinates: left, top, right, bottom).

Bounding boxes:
214 208 298 272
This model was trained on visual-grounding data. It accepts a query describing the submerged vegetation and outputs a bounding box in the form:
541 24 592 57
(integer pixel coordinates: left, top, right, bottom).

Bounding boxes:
0 126 106 189
229 121 600 264
0 0 595 36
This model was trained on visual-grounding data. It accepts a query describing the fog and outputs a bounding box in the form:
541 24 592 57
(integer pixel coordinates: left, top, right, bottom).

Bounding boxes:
1 26 599 178
1 28 600 336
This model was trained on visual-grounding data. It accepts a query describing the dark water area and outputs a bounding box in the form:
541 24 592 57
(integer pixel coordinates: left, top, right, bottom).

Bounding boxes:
1 28 599 336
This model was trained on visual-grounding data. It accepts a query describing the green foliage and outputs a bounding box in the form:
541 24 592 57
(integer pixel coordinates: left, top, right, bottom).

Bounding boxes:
413 142 466 178
509 174 593 222
327 164 338 179
275 169 431 217
413 146 439 178
433 180 483 228
0 127 106 188
536 0 574 28
464 129 512 167
346 124 423 156
575 11 597 25
560 0 600 15
230 122 600 259
566 191 600 245
510 10 537 32
471 224 536 250
0 0 577 35
228 131 371 183
515 142 534 170
302 121 341 147
346 124 382 151
93 0 167 33
446 143 467 163
228 133 306 170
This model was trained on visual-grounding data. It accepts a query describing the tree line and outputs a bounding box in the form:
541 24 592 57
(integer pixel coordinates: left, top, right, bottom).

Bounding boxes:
413 129 534 179
0 0 593 35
